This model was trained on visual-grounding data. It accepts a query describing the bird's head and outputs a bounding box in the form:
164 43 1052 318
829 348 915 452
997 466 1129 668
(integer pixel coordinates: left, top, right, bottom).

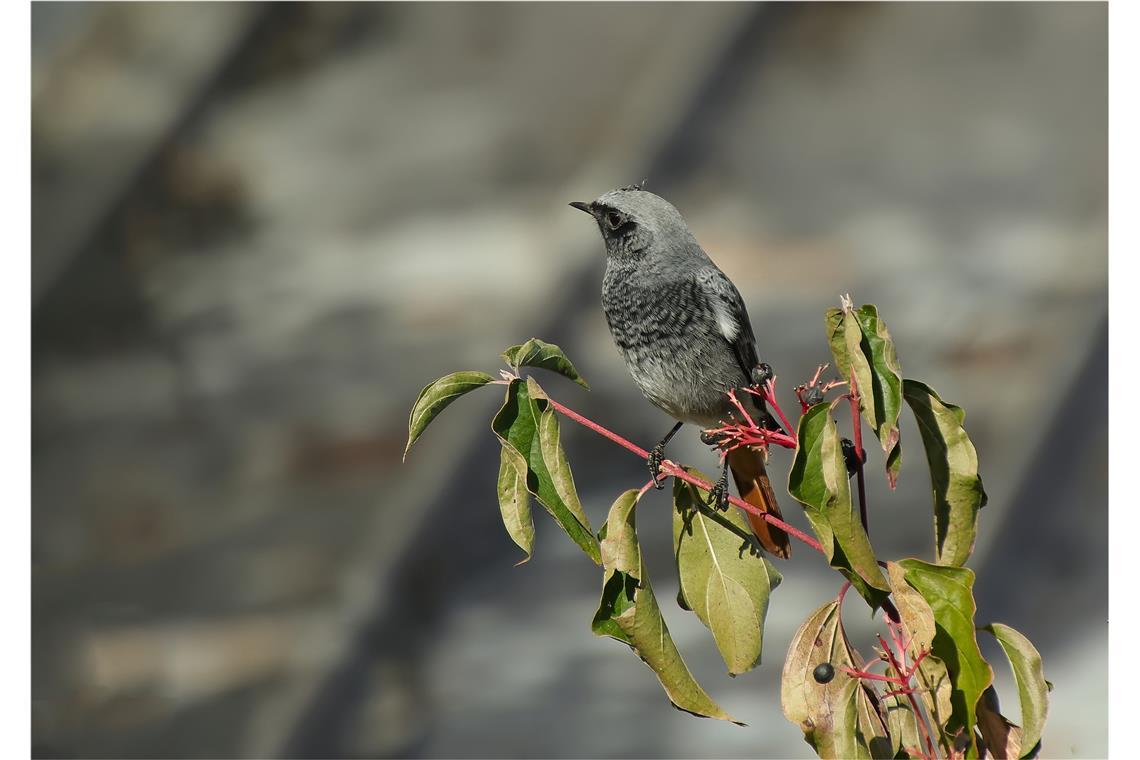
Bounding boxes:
570 185 698 261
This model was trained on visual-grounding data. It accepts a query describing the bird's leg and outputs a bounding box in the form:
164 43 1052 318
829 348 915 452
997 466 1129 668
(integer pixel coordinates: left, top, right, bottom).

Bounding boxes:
707 458 730 512
649 421 683 489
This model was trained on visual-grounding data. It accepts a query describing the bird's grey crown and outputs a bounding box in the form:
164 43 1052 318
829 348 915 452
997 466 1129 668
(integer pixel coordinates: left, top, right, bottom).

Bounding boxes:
588 187 702 262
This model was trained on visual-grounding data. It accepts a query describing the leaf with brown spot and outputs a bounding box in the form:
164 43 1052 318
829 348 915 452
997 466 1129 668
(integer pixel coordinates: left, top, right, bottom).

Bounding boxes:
781 599 891 758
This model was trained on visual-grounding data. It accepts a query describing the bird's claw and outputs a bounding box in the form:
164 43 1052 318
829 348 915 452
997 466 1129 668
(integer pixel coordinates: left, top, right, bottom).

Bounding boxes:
707 471 730 511
648 445 668 489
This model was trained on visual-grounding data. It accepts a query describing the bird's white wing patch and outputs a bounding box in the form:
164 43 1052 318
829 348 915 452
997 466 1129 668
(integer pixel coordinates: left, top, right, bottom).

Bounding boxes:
713 300 739 342
695 267 743 344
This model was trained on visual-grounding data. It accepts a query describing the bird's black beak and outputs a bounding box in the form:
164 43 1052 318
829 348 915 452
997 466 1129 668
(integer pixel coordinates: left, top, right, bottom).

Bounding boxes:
569 201 593 215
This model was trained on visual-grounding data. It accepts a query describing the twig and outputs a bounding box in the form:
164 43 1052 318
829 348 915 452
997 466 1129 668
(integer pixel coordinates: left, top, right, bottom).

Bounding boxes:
879 633 939 760
838 667 907 685
543 394 824 554
752 378 797 438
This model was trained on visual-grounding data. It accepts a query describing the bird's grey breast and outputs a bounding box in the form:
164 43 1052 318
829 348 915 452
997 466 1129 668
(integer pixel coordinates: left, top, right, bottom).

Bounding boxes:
602 261 742 426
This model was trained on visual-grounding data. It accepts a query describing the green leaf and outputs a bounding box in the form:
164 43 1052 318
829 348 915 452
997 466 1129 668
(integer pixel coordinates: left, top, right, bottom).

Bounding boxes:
501 338 589 389
592 490 739 723
535 391 589 525
491 378 600 564
981 624 1049 756
788 403 890 609
825 303 903 487
903 380 988 566
497 446 534 563
404 371 495 460
781 600 892 759
672 471 782 675
898 559 994 757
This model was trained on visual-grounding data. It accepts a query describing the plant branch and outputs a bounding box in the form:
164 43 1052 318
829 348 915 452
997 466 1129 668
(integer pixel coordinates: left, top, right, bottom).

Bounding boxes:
706 388 798 451
838 667 907 685
878 628 939 760
752 377 797 438
543 393 825 554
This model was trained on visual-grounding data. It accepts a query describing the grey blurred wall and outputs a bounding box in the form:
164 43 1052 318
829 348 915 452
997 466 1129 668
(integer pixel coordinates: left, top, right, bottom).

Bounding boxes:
32 3 1106 758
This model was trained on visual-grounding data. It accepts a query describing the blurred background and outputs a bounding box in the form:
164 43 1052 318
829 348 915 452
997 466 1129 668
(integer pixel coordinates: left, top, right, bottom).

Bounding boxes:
32 3 1106 758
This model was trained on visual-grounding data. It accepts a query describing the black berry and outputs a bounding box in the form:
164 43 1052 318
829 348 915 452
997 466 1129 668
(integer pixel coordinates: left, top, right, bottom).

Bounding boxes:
812 662 835 684
700 430 725 447
841 438 866 477
751 362 774 387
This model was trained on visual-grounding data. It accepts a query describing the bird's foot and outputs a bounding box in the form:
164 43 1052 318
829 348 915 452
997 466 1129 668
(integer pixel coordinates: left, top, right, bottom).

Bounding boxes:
648 444 668 490
707 468 730 511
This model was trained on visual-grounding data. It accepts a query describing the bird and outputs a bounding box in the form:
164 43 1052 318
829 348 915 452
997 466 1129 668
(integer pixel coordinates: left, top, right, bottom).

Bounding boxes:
570 185 791 559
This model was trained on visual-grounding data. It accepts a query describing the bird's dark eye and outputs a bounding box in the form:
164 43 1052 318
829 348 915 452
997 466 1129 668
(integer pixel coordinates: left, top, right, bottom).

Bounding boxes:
605 212 624 229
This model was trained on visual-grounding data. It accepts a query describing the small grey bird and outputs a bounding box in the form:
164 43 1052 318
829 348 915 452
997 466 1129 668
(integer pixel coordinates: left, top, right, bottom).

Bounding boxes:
571 185 790 558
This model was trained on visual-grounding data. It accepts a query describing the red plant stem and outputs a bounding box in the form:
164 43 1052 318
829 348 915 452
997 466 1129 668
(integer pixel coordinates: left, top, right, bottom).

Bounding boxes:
544 395 825 554
838 667 906 685
908 647 931 674
847 368 870 535
885 615 908 671
728 387 760 431
762 381 797 438
879 634 938 759
544 397 651 459
726 388 798 449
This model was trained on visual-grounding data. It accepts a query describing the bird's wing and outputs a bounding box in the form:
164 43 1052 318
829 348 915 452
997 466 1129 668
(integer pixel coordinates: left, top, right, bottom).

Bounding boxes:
693 266 760 385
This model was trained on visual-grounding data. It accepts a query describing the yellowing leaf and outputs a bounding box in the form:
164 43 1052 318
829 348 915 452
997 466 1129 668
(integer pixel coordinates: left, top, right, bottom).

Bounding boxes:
496 446 534 563
673 472 781 675
593 490 739 723
781 600 891 759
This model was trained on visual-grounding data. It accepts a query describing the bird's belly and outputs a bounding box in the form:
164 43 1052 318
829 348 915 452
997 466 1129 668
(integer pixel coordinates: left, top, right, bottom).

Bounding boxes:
619 344 737 428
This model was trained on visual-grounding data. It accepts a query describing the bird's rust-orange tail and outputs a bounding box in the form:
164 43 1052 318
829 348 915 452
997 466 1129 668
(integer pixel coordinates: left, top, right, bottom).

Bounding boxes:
727 446 791 559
